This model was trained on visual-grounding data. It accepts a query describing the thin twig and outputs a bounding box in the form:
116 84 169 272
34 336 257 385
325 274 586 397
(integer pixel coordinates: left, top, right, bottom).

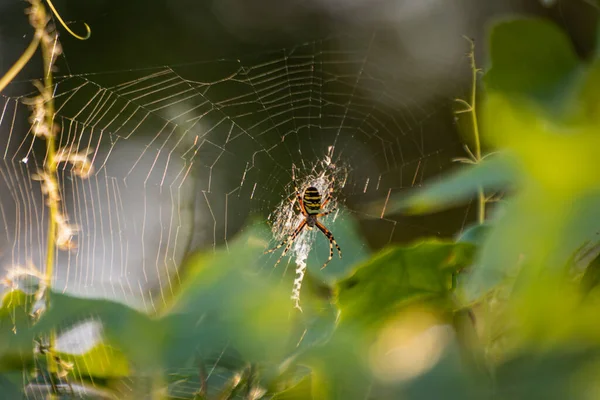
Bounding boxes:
454 36 486 224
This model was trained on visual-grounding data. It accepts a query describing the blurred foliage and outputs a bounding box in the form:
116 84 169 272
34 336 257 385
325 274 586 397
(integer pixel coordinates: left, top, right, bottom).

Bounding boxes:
0 289 36 372
385 15 600 400
335 241 474 330
3 14 600 400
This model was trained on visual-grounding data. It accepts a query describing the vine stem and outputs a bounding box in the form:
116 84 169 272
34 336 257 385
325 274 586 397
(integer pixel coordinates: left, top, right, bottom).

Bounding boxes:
0 25 42 94
45 0 91 40
0 0 89 94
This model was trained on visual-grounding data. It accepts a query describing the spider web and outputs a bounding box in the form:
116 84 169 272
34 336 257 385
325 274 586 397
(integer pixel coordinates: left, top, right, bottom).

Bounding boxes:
0 32 468 398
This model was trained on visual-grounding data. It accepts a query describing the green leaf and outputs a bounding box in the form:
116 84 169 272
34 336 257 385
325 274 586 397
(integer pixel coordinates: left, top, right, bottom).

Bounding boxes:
0 289 36 371
401 339 488 400
336 240 475 329
30 224 298 376
30 223 334 383
462 92 600 300
34 292 162 372
166 363 245 400
290 293 338 357
380 19 600 306
484 18 580 106
384 153 518 215
164 223 294 368
456 222 490 247
570 58 600 125
295 240 475 399
271 375 313 400
0 371 24 398
301 325 371 400
496 274 600 350
581 251 600 296
495 349 600 400
58 343 130 379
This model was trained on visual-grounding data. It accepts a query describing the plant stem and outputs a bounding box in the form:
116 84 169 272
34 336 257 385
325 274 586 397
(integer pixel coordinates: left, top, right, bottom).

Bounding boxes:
40 23 57 303
477 188 485 224
0 32 41 94
469 55 481 162
466 38 485 224
38 2 60 386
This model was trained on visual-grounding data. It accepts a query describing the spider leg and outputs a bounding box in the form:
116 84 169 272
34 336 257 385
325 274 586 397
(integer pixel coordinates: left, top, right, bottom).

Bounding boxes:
265 220 307 267
316 221 342 270
264 219 306 254
274 238 297 268
320 175 335 208
264 237 289 255
289 197 302 214
317 207 336 218
292 164 308 216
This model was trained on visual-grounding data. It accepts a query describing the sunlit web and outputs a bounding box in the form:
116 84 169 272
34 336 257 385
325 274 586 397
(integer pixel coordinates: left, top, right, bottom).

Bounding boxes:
0 32 467 398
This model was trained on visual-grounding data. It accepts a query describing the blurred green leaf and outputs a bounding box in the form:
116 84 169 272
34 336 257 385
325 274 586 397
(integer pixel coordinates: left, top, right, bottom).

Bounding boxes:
336 240 475 329
0 289 36 371
495 349 600 400
0 371 24 398
483 17 600 132
270 375 313 400
33 224 297 377
401 339 488 400
386 153 517 215
508 278 600 350
394 18 600 303
456 222 491 247
571 58 600 125
165 364 248 400
295 240 475 399
484 18 580 107
304 207 371 284
59 343 130 379
34 292 162 372
289 295 338 357
165 223 294 368
462 92 600 300
302 325 371 400
452 307 489 381
581 252 600 296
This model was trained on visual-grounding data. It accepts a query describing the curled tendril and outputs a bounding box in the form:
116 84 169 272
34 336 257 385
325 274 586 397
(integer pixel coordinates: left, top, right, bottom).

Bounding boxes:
45 0 91 40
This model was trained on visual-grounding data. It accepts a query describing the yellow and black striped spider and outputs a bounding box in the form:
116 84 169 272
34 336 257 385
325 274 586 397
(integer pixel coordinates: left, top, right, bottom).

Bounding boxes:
265 165 342 269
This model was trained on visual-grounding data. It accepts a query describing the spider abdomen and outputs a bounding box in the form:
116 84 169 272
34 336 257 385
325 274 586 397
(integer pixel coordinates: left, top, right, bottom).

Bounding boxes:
303 186 322 215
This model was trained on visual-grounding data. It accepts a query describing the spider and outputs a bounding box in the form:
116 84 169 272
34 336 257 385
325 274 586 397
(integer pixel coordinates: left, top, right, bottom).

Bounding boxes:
265 165 342 269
